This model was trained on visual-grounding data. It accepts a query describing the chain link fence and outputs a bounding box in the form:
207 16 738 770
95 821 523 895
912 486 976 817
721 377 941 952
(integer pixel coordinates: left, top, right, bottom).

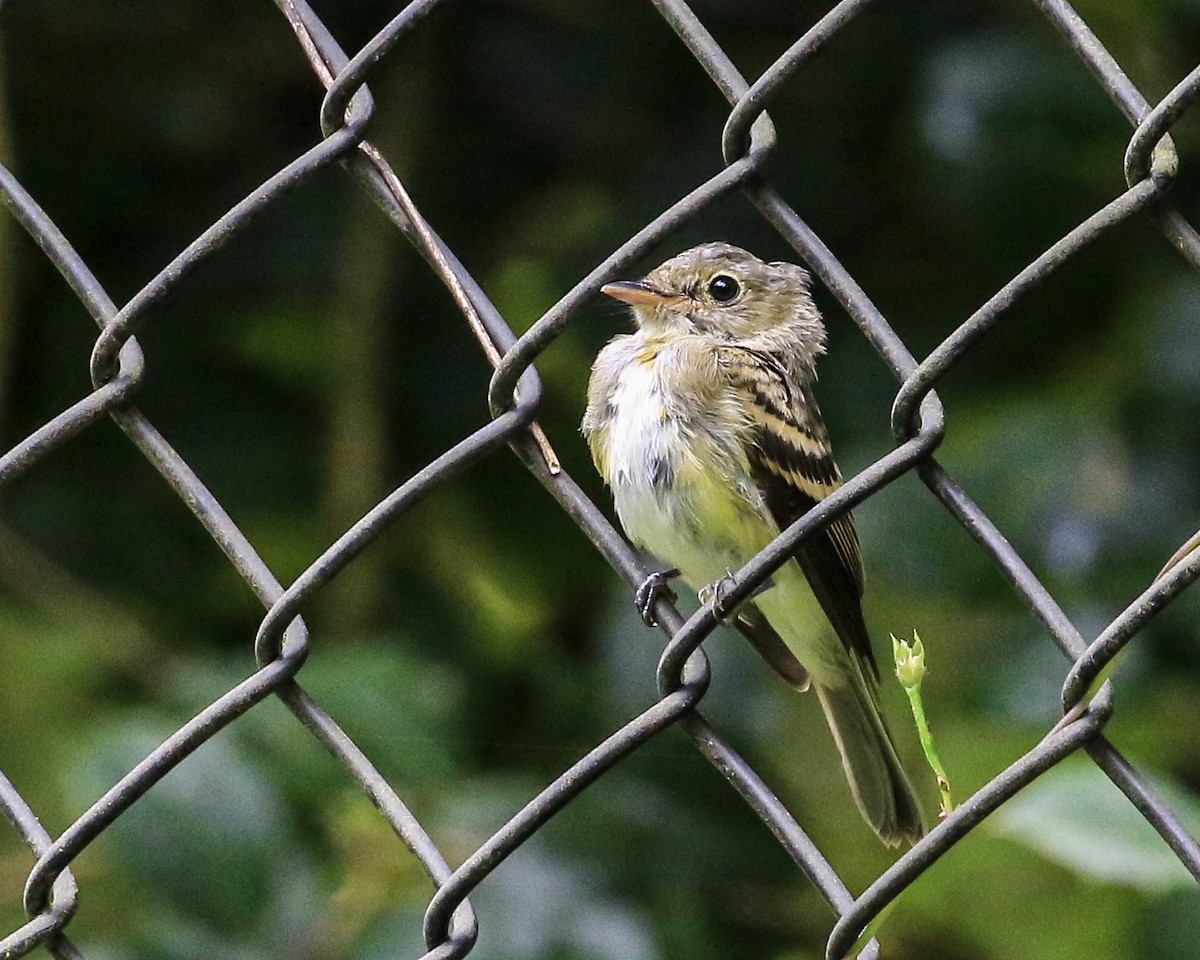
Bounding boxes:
2 0 1199 957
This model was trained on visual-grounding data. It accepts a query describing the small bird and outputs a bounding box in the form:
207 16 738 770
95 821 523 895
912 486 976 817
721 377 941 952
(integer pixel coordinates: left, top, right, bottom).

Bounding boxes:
582 242 923 845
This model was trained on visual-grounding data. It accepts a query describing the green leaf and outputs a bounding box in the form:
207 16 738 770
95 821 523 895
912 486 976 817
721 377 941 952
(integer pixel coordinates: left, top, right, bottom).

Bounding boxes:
991 760 1200 893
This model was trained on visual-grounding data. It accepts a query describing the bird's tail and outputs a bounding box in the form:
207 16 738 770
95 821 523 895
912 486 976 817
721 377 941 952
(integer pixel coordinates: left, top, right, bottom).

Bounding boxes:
815 676 925 846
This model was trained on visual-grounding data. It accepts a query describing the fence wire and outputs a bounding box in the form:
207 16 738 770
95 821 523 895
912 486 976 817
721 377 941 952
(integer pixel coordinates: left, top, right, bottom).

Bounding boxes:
2 1 1199 958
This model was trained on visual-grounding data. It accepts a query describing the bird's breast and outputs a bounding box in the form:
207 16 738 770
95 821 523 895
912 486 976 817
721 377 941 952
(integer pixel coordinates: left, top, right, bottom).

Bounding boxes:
598 344 771 584
603 348 682 497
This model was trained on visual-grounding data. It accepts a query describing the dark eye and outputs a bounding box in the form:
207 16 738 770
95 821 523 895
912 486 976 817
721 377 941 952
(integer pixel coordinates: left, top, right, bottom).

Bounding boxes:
707 274 740 303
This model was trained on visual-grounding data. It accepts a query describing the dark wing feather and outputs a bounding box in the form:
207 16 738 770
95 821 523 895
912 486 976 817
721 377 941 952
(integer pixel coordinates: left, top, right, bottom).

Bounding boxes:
721 348 878 679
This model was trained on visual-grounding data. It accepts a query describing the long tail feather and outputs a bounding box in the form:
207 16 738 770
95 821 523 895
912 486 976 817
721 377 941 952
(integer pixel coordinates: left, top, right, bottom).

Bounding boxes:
815 679 924 846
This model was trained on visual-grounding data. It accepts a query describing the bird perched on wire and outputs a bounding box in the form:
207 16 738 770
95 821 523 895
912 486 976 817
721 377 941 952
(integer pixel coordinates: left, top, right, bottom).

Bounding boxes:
581 242 923 845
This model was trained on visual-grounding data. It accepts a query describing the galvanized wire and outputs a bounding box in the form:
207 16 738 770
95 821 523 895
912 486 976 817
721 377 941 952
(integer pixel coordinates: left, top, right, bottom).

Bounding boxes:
1 1 1198 959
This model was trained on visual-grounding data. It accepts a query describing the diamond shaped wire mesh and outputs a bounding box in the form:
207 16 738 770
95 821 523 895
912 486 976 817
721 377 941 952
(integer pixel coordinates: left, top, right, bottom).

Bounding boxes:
2 1 1199 958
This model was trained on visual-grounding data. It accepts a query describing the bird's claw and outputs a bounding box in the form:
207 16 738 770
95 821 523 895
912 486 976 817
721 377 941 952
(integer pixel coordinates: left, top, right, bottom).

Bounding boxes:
698 571 739 626
635 568 680 627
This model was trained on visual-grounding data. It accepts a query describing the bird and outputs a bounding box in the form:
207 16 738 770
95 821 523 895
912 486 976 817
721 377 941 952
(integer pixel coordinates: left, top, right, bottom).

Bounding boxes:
581 242 923 845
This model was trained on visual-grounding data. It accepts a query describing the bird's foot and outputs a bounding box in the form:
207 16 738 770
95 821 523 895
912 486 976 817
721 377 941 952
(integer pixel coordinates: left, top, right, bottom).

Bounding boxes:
698 571 739 626
635 568 680 627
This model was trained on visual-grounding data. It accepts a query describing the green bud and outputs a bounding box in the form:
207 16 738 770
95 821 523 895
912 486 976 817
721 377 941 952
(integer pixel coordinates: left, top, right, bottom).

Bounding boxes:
892 631 926 691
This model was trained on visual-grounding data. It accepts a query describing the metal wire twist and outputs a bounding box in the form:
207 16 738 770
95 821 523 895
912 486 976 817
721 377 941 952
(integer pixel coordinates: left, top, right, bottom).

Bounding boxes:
2 2 1199 958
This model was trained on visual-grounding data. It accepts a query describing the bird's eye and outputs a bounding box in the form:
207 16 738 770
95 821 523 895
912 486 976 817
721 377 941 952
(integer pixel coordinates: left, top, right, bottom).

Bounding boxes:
707 274 740 303
700 273 739 303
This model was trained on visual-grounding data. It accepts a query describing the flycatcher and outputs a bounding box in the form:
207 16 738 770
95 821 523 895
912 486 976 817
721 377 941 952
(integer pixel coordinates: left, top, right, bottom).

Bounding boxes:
582 242 923 845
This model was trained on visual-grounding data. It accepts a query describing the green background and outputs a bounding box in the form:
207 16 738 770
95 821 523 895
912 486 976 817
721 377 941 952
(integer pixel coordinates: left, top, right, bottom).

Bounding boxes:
1 1 1200 958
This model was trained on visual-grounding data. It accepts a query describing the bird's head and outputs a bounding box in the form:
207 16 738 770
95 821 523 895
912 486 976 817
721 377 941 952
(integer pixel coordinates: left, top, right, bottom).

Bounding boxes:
601 242 825 355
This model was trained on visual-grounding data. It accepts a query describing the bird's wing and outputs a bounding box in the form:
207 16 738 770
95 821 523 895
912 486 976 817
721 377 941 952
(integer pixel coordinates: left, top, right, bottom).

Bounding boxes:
718 347 877 679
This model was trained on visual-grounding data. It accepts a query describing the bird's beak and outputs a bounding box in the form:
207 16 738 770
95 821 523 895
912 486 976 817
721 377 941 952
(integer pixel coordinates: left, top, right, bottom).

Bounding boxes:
601 280 678 306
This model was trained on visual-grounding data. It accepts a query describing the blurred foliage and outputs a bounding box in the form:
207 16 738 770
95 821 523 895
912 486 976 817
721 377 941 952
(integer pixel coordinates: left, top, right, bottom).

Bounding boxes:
1 0 1200 958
